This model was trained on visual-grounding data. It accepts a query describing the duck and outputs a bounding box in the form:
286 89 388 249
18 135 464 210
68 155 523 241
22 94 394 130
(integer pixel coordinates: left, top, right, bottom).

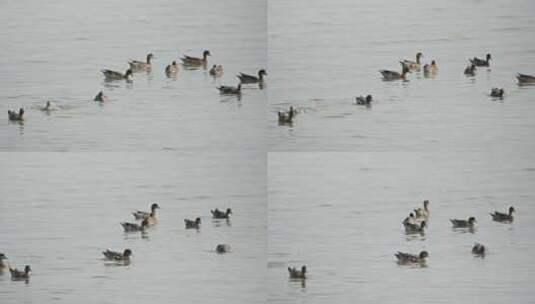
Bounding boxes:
121 218 149 232
165 61 179 76
402 213 416 225
8 108 24 121
237 69 267 84
404 220 426 233
395 251 428 264
209 65 224 77
181 50 211 66
211 208 233 219
490 206 515 222
102 249 132 262
132 203 160 222
355 94 373 106
423 60 438 75
9 265 31 280
185 217 201 229
401 52 423 71
278 106 297 124
101 69 133 81
490 88 504 98
94 91 107 102
0 253 8 268
41 101 52 111
288 265 307 279
217 84 241 95
216 244 231 254
472 243 486 256
414 200 430 219
469 53 491 67
464 64 476 76
516 73 535 84
129 53 154 72
450 217 476 228
379 64 410 80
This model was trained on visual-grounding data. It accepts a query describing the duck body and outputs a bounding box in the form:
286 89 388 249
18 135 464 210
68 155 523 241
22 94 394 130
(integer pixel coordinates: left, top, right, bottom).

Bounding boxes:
101 69 133 81
181 50 211 67
464 64 476 76
185 217 201 229
490 88 504 98
450 217 476 228
516 73 535 84
217 84 241 95
401 52 423 71
211 208 232 219
395 251 428 264
209 65 224 77
165 61 179 76
380 64 410 80
404 220 426 233
469 53 491 67
102 249 132 261
472 243 486 256
9 265 31 279
278 106 297 124
121 219 149 232
216 244 231 253
8 108 25 121
128 53 153 72
355 95 373 106
288 265 307 279
490 206 514 222
237 69 267 84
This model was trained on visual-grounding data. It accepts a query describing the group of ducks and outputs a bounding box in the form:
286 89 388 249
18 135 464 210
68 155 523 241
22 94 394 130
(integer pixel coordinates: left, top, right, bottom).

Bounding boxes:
7 50 268 122
1 203 235 282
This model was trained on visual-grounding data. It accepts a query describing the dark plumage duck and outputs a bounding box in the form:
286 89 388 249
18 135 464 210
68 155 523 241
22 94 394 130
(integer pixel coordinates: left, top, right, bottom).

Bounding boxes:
450 217 476 228
132 203 160 221
181 50 211 66
237 69 267 84
217 84 241 95
121 218 149 232
380 64 410 80
185 217 201 229
414 200 430 219
94 91 107 102
216 244 231 254
101 69 133 81
490 206 515 222
464 64 476 76
472 243 486 256
404 220 426 233
102 249 132 261
211 208 232 219
490 88 504 98
8 108 24 121
395 251 428 264
9 265 31 280
0 253 8 268
401 52 423 71
165 61 179 76
209 65 224 77
278 106 297 124
355 95 373 105
129 53 154 72
469 53 491 67
516 73 535 84
288 265 307 279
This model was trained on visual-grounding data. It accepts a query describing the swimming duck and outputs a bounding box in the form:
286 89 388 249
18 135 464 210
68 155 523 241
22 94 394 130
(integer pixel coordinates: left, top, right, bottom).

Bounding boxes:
490 88 504 98
41 101 52 111
395 251 428 264
490 206 515 222
464 64 476 76
216 244 231 253
181 50 211 66
402 213 416 225
401 52 423 71
404 220 426 233
423 60 438 75
288 265 307 279
0 253 8 268
185 217 201 229
414 200 430 219
165 61 179 76
237 69 267 84
9 265 31 279
211 208 233 219
8 108 24 121
450 217 476 228
278 106 297 124
121 218 149 232
472 243 486 256
516 73 535 84
379 64 410 80
217 84 241 95
355 94 373 105
132 203 160 221
94 91 107 102
101 69 133 81
102 249 132 261
129 53 154 72
209 65 224 77
469 53 491 67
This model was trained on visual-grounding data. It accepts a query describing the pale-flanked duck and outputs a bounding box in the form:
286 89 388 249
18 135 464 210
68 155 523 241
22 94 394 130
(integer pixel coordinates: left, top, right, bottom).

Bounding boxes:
237 69 267 84
102 249 132 261
0 253 8 268
490 88 504 98
401 52 423 71
288 265 307 279
165 61 179 76
217 84 241 95
423 60 438 75
8 108 24 121
101 69 133 81
211 208 232 219
395 251 428 264
94 91 107 102
10 265 31 280
181 50 211 66
470 53 491 67
278 106 297 124
414 200 430 219
380 64 410 80
209 65 224 77
490 206 515 222
355 94 373 106
121 218 149 232
216 244 231 254
404 220 426 233
132 203 160 221
464 64 476 76
516 73 535 84
402 213 416 225
129 53 154 72
450 217 476 228
472 243 486 256
185 217 201 229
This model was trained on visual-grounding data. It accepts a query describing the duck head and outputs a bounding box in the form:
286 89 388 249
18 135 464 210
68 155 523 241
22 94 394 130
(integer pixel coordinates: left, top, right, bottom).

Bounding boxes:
24 265 32 274
147 53 154 63
226 208 233 215
19 108 25 116
151 203 160 211
509 206 515 215
468 217 476 224
203 50 211 59
259 69 267 77
301 265 307 274
419 251 429 259
366 95 373 103
486 53 492 62
0 253 6 260
423 200 430 210
195 217 201 224
125 69 133 79
416 52 423 63
172 60 177 66
431 60 436 66
123 249 132 257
